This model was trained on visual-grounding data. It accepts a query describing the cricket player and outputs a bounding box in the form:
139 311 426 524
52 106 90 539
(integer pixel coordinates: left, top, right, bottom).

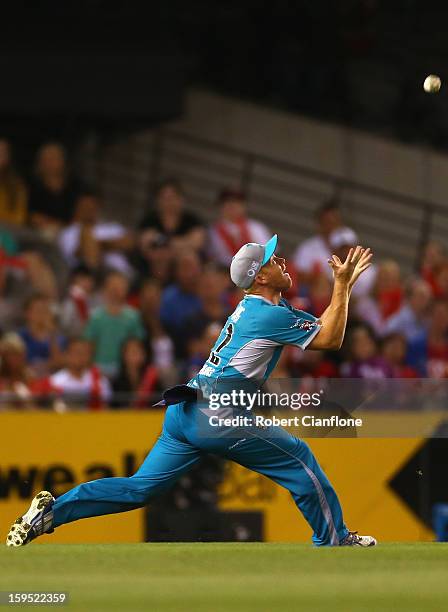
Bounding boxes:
6 235 376 547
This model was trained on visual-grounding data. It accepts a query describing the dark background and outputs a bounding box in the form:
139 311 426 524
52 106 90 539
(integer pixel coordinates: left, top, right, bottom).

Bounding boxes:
2 0 448 156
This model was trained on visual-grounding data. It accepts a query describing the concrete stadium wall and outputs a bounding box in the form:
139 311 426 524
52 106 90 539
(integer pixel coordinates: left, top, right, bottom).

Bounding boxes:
79 89 448 269
172 89 448 208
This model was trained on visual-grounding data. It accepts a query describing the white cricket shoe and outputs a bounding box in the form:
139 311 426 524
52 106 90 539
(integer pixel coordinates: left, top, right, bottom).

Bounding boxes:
6 491 55 547
340 531 377 547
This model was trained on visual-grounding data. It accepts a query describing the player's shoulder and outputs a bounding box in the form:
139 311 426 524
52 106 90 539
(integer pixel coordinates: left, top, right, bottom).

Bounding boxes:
227 296 276 332
245 296 294 325
256 297 319 331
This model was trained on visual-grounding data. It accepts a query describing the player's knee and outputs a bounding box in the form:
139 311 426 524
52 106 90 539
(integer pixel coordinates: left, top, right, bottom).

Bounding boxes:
129 474 165 500
295 439 317 466
295 475 334 505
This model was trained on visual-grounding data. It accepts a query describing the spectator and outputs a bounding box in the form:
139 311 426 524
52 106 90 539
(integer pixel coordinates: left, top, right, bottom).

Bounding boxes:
112 337 161 408
0 259 23 332
292 347 339 380
0 233 59 330
381 333 418 378
18 294 65 376
139 179 205 252
420 241 445 297
0 225 20 260
50 338 111 409
385 278 432 342
426 300 448 378
434 261 448 301
59 193 134 276
0 222 58 301
0 138 28 226
374 260 403 319
134 233 174 287
16 251 58 300
83 272 145 377
341 324 393 378
407 300 448 378
185 322 221 380
0 333 38 408
209 188 271 265
270 346 296 379
306 272 332 316
160 251 203 352
0 229 28 331
185 264 231 338
329 226 377 299
138 279 175 385
355 259 403 335
59 265 99 337
293 200 342 281
28 142 83 235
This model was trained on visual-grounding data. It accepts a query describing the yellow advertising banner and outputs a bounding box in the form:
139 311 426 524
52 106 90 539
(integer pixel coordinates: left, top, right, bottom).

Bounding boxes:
0 412 434 544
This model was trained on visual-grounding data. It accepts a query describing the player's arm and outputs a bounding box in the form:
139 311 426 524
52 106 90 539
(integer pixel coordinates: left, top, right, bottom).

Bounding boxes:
308 246 372 351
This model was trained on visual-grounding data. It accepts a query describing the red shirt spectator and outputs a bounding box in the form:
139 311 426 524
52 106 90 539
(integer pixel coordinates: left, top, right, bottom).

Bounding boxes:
49 338 111 409
209 188 271 266
420 241 445 297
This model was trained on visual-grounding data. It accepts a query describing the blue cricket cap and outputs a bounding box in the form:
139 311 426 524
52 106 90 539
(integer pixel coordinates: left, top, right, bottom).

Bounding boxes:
230 234 278 289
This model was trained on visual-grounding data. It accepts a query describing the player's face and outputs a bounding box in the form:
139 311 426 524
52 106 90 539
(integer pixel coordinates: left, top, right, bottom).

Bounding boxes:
262 255 292 291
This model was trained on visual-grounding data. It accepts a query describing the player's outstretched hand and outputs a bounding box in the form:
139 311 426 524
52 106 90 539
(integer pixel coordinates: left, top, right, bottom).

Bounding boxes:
348 247 373 288
328 246 373 287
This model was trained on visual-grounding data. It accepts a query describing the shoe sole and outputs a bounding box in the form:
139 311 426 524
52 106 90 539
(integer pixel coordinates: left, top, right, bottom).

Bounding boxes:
6 491 54 547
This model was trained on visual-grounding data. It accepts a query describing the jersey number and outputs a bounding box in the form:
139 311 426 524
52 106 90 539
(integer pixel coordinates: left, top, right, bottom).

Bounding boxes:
209 323 234 366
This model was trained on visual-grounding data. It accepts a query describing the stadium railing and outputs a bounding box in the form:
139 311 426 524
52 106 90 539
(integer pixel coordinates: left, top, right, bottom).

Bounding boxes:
148 128 448 272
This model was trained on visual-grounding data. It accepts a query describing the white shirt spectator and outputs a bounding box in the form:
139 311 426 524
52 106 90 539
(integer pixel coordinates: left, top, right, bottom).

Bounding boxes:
293 235 331 276
50 367 112 405
59 222 132 275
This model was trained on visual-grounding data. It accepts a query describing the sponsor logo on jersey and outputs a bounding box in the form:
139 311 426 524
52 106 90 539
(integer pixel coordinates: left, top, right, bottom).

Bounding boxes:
290 319 317 331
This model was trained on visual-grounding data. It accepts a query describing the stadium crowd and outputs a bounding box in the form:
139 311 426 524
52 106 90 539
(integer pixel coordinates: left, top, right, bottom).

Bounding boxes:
1 138 448 410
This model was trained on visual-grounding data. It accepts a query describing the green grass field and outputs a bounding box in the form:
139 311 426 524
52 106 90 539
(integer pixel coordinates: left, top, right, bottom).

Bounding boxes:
1 543 447 611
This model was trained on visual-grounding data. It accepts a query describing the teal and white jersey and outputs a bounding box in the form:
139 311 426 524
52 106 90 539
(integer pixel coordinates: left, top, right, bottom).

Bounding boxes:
190 294 321 391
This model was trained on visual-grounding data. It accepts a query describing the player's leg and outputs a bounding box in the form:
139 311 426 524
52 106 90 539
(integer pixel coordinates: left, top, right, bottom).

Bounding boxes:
223 427 349 546
180 401 349 545
6 405 202 546
52 430 201 527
